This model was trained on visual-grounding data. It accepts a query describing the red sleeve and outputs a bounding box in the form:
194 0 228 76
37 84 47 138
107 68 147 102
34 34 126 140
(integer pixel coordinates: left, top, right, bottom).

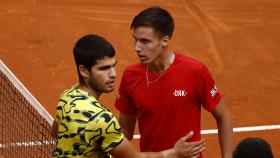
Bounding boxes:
114 69 137 114
198 64 221 112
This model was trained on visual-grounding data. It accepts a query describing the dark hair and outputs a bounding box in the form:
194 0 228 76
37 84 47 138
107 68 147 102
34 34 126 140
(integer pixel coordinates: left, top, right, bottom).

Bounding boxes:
73 34 115 84
131 6 174 38
233 137 274 158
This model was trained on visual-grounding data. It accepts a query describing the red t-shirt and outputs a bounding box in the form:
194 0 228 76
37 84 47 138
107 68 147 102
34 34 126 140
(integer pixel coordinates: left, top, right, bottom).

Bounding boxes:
115 53 221 157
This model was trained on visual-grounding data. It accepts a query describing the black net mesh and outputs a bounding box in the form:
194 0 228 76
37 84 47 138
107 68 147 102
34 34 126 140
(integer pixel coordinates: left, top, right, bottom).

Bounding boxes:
0 63 56 158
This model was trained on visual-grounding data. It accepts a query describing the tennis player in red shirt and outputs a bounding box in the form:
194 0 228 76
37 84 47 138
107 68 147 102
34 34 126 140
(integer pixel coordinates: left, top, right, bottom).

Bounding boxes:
115 6 233 158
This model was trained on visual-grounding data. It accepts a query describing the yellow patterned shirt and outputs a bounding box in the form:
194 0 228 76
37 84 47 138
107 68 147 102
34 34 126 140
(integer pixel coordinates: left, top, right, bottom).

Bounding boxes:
53 84 124 158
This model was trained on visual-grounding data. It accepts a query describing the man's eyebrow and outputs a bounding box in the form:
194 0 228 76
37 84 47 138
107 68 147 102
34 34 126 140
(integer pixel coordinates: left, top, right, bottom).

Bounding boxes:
97 60 117 70
132 35 150 42
112 60 117 66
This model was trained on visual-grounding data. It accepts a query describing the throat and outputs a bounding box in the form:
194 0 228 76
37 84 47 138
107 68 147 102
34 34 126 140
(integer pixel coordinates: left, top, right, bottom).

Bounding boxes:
148 64 166 73
78 84 101 100
145 53 175 86
149 53 175 72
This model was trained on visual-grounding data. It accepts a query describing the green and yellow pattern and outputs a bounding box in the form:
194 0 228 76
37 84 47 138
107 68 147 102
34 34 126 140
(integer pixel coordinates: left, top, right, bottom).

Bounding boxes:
53 85 123 158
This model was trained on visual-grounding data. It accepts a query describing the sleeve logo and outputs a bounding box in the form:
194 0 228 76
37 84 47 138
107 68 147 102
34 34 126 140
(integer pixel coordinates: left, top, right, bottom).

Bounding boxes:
210 85 218 98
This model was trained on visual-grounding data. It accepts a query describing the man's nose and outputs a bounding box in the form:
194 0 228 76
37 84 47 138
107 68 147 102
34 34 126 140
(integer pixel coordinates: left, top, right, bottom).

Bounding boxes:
109 67 116 78
135 41 142 52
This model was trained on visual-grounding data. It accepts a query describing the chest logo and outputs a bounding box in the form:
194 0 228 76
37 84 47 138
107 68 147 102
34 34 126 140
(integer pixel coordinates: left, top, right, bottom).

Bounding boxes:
173 89 187 97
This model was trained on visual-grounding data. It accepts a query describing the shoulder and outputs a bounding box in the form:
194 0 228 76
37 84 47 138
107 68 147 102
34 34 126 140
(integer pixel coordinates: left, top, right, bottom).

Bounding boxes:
84 110 123 145
121 63 145 79
176 53 204 66
174 53 207 72
87 110 118 129
124 63 145 73
59 84 88 101
59 84 79 96
58 85 105 112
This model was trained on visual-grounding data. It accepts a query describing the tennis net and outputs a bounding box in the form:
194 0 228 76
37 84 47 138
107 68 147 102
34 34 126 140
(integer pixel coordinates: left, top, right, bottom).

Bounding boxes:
0 60 56 158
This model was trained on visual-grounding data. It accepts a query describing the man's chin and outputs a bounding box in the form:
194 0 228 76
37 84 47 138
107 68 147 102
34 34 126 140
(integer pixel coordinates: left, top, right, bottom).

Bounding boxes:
139 58 149 64
103 88 114 93
140 60 149 65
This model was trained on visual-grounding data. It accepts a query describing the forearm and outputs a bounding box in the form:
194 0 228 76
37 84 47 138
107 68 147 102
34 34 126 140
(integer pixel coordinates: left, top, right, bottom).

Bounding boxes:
212 99 233 158
217 116 233 158
122 127 134 140
119 112 137 140
110 139 177 158
138 149 176 158
111 132 204 158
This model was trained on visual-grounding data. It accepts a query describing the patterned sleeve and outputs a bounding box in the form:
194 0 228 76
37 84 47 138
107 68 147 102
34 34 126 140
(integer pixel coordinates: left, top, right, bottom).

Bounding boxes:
114 69 137 114
84 111 124 152
55 99 64 124
198 64 222 112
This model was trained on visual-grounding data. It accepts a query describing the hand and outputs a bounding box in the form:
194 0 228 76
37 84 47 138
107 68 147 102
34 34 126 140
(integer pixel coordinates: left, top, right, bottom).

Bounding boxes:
174 131 206 158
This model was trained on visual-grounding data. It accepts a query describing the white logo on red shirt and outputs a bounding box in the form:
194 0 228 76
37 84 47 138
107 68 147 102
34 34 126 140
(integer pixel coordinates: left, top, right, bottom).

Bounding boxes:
210 85 218 97
173 90 187 97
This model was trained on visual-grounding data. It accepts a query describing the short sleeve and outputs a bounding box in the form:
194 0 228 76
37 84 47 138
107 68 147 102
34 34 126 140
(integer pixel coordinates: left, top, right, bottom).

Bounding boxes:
85 111 124 152
198 65 221 112
54 100 63 124
114 69 137 114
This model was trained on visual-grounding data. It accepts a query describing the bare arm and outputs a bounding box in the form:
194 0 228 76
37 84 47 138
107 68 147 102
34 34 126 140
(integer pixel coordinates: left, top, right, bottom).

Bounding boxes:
109 131 205 158
119 112 137 140
211 99 233 158
50 121 58 138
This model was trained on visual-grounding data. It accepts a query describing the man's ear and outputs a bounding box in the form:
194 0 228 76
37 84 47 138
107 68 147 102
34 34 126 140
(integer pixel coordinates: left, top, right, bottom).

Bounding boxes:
79 65 89 78
161 36 170 47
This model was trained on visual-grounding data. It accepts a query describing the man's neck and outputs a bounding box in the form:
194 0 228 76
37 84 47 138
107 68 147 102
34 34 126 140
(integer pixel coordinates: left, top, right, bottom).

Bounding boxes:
78 83 101 100
149 50 175 73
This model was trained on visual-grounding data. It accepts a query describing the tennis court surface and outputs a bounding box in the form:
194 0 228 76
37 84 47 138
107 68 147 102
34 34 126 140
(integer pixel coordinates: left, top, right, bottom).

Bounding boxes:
1 0 279 157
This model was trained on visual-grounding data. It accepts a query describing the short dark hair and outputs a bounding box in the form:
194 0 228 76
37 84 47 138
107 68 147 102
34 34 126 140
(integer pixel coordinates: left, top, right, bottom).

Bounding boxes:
131 6 174 38
233 137 274 158
73 34 115 84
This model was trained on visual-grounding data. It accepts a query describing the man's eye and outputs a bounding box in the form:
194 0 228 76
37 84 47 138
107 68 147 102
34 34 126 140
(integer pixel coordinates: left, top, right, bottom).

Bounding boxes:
140 39 149 43
99 66 110 70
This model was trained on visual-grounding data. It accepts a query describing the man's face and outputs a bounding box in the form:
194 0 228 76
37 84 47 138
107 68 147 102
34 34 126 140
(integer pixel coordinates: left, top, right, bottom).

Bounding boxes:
86 56 117 93
132 26 166 64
